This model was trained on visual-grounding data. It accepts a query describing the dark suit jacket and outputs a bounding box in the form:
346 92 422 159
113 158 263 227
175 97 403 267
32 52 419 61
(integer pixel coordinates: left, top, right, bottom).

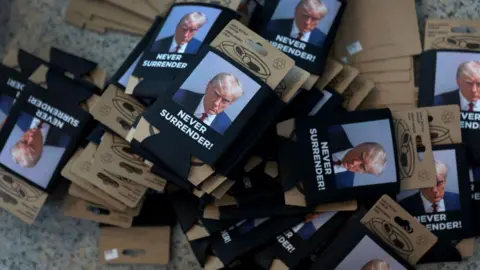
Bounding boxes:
151 36 202 54
172 89 232 135
16 113 70 148
296 221 317 240
328 125 355 188
434 90 460 107
399 192 461 216
268 19 327 47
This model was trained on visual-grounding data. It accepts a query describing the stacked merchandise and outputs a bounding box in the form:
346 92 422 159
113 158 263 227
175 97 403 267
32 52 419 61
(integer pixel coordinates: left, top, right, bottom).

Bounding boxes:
0 0 479 269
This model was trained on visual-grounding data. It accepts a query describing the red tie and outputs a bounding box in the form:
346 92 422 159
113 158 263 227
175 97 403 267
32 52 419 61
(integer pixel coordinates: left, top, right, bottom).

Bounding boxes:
297 32 304 40
432 203 438 213
469 103 474 112
175 45 181 53
200 113 208 122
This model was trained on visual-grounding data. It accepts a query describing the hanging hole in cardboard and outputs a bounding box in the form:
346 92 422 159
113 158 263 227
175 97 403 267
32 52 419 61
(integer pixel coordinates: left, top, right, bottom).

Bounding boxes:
87 205 111 216
394 216 413 233
122 249 146 257
246 39 268 57
415 135 425 161
451 26 477 33
117 117 132 131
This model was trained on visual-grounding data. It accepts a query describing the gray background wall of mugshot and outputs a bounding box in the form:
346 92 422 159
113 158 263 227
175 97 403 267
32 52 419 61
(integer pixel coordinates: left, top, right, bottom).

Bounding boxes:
342 119 397 186
154 5 221 43
178 51 261 121
435 51 480 95
335 236 406 270
270 0 341 35
0 114 67 188
397 149 460 201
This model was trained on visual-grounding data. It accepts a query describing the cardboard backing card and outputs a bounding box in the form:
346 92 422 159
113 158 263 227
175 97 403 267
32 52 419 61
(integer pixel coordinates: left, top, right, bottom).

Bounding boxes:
353 57 413 73
110 17 163 90
341 75 374 111
326 64 359 94
248 0 346 75
126 3 240 99
310 208 416 270
255 211 351 270
0 84 90 192
209 215 304 266
314 58 344 91
424 19 480 51
94 132 166 191
279 109 400 205
63 194 133 228
0 167 48 224
397 144 473 242
131 22 294 181
99 226 171 264
71 142 147 208
418 50 480 166
103 0 174 19
425 105 462 146
392 109 436 190
3 47 105 90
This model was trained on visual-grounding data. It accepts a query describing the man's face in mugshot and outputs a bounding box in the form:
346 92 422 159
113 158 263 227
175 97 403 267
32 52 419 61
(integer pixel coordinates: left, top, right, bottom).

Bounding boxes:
342 145 380 174
294 4 325 33
175 19 202 45
16 128 43 157
361 259 391 270
203 83 237 115
421 172 446 203
457 69 480 103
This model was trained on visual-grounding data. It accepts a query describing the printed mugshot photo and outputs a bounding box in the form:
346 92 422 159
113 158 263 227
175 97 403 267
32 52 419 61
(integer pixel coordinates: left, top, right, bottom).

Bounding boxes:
267 0 341 47
328 119 396 189
151 5 221 54
398 149 460 216
0 112 71 189
335 236 407 270
433 51 480 112
172 51 261 135
291 211 336 240
0 94 14 130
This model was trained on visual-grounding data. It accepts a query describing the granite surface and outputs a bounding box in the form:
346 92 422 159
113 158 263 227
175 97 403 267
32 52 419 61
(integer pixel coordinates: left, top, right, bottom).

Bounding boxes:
1 0 480 269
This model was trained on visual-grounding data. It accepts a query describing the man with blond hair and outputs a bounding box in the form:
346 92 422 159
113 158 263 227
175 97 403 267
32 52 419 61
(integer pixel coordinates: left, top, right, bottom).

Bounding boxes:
328 125 387 188
173 72 244 134
400 159 460 215
268 0 329 46
434 61 480 112
152 11 208 54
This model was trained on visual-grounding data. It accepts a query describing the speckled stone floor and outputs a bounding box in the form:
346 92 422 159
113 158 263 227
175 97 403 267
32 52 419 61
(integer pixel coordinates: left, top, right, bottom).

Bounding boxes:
1 0 480 269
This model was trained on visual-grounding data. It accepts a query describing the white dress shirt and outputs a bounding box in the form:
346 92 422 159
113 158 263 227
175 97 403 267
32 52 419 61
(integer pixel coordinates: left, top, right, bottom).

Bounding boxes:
30 118 50 144
420 192 446 213
333 148 351 174
169 39 187 54
194 96 216 126
459 91 480 112
290 23 311 43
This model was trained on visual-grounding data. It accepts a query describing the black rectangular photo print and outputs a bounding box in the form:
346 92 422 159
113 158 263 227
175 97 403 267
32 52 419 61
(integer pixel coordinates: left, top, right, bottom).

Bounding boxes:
469 167 480 234
139 47 274 178
419 50 480 166
310 218 415 270
295 109 399 205
129 3 238 98
249 0 345 74
397 144 472 241
0 86 89 191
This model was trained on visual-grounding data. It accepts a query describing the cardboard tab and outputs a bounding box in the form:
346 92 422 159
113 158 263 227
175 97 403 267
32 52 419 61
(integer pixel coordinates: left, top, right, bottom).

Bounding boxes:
326 64 359 94
314 58 344 90
63 195 133 228
94 133 166 192
424 19 480 51
0 168 48 224
361 195 438 264
90 85 146 139
274 66 310 102
342 76 374 111
174 0 241 10
392 109 436 190
210 20 295 90
71 143 147 208
425 105 462 145
99 226 171 264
